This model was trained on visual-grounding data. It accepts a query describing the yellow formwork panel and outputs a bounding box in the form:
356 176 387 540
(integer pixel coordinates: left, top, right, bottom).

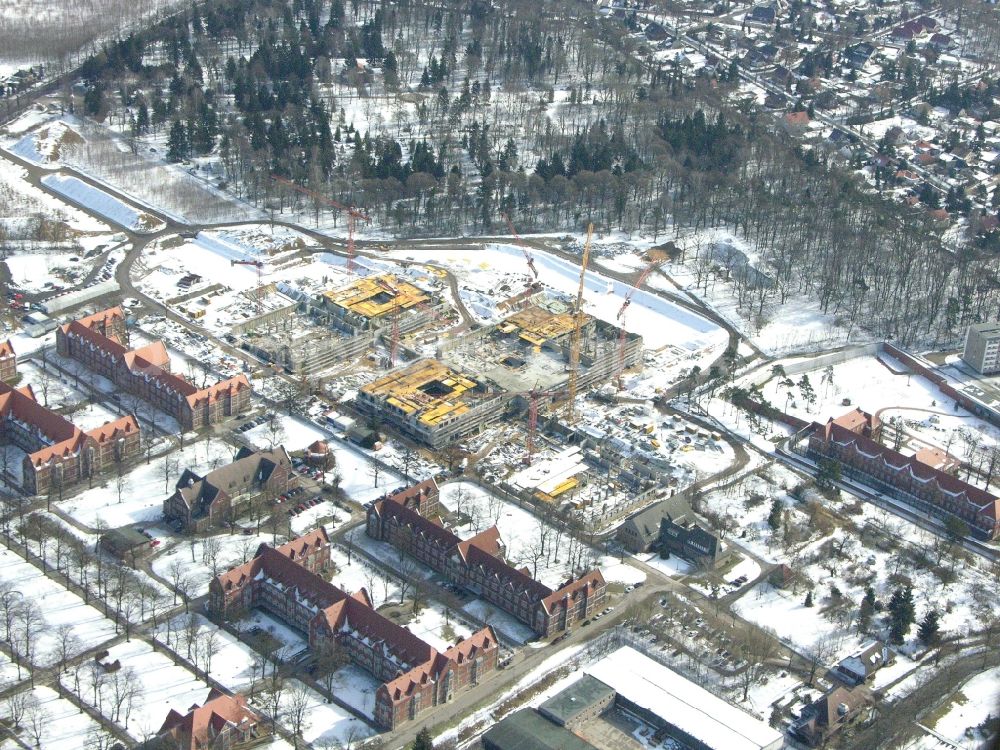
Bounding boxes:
322 274 429 319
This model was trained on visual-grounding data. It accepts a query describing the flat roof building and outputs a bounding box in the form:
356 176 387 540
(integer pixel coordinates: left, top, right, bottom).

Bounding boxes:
538 675 615 728
962 322 1000 375
587 647 784 750
483 709 599 750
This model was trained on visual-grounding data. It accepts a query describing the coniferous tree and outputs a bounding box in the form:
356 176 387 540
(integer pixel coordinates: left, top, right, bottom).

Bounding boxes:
888 586 915 645
918 609 940 647
412 727 434 750
167 119 190 162
804 590 813 607
858 586 876 633
767 499 783 531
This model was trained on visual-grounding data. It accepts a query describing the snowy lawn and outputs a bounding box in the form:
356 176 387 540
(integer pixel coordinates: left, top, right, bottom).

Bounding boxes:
0 654 23 690
58 438 238 527
273 680 376 747
402 604 474 653
0 546 118 665
462 598 537 644
923 666 1000 747
40 174 164 233
157 614 258 691
3 685 106 750
442 481 603 590
243 415 326 452
91 639 213 741
328 544 401 609
321 664 381 719
151 529 275 599
323 440 406 504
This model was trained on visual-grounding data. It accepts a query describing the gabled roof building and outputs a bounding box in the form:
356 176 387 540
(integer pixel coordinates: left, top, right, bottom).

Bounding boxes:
164 446 295 532
209 526 500 730
805 409 1000 539
151 689 268 750
366 479 606 636
57 307 251 430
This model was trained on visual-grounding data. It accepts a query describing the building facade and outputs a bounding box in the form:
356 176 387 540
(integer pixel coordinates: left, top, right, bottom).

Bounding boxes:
366 480 606 637
805 409 1000 539
57 307 251 430
151 689 268 750
962 322 1000 375
164 446 295 532
209 527 500 730
0 339 16 383
0 379 140 495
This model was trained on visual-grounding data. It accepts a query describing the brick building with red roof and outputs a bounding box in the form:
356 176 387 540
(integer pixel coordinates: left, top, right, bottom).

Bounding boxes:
0 378 140 495
152 689 268 749
209 526 500 730
56 306 251 430
366 479 607 636
807 409 1000 539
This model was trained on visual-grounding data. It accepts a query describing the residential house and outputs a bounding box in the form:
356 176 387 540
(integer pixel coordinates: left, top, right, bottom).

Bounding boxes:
149 689 268 750
0 340 16 382
834 641 890 685
791 686 870 747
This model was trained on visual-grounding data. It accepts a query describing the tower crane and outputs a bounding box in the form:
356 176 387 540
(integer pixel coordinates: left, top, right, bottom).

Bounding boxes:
502 213 539 283
230 258 265 314
270 175 370 274
566 224 592 426
614 259 665 390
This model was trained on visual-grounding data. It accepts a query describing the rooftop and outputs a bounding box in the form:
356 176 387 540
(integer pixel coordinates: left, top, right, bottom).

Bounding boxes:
483 709 599 750
539 675 615 727
360 359 485 426
321 274 429 320
587 647 784 750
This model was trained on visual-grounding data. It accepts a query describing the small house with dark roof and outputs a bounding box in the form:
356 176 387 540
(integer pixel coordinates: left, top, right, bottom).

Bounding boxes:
834 641 890 685
791 686 871 747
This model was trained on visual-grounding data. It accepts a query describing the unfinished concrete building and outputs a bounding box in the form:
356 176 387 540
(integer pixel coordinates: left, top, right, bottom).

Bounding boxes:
241 274 450 377
356 359 507 448
441 298 643 396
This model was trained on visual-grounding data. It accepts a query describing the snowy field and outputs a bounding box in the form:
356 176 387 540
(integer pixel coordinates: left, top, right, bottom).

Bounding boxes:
83 639 213 741
756 352 1000 463
151 529 275 599
40 173 164 233
322 440 406 505
243 415 326 452
0 654 23 690
0 546 118 666
157 614 258 690
917 666 1000 749
389 243 727 354
58 438 237 527
0 685 106 750
274 680 377 747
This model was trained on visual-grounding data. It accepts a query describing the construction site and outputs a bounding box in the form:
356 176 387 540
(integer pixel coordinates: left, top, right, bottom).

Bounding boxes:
239 272 454 377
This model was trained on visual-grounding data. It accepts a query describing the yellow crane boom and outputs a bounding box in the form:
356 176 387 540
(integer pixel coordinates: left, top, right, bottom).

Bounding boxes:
567 223 592 425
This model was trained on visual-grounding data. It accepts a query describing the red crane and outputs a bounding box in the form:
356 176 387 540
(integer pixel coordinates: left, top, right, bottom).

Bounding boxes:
514 387 566 466
502 213 539 283
230 258 265 314
270 175 370 274
614 259 664 390
375 277 452 367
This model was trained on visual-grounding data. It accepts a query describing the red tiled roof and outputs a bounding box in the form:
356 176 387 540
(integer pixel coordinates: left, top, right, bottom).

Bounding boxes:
539 570 607 615
817 419 999 523
157 689 261 750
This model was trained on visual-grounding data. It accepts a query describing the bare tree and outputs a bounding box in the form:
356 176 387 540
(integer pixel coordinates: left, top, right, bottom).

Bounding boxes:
734 624 779 701
24 692 47 748
3 690 31 729
202 535 224 578
50 623 82 674
285 681 312 749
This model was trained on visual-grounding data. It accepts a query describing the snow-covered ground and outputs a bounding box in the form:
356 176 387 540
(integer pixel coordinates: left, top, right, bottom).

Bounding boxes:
0 546 118 666
156 613 257 690
151 529 275 598
243 415 326 452
40 173 164 233
83 639 213 741
0 685 106 750
917 666 1000 749
58 438 237 528
274 680 376 747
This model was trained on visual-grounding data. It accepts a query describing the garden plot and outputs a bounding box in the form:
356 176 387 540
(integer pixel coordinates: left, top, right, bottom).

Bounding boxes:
11 360 89 410
755 353 995 463
274 680 376 747
462 598 537 644
58 438 237 528
0 546 118 665
40 173 164 233
442 481 602 590
701 464 997 661
151 529 276 599
0 685 106 750
403 604 474 652
87 639 213 741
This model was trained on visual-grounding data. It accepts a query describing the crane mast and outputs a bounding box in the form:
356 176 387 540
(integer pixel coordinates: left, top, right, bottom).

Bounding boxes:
567 224 592 425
